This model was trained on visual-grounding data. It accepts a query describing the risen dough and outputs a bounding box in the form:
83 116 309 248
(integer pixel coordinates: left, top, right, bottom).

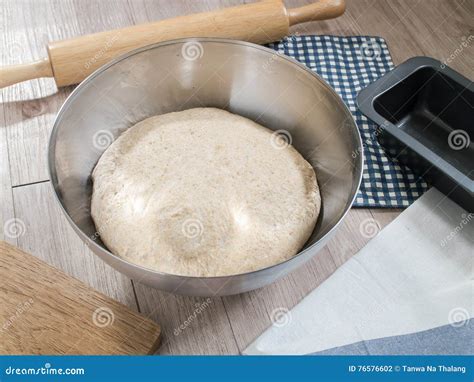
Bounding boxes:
91 108 320 277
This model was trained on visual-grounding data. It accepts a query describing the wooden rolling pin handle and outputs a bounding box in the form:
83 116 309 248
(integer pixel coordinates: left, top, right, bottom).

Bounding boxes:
0 58 53 88
288 0 346 25
0 1 346 89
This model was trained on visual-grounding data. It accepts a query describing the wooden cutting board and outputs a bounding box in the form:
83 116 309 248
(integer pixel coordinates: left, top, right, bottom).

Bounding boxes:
0 241 161 354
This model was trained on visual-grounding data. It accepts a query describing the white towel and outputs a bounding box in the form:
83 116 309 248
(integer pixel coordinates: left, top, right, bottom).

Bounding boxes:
244 188 473 355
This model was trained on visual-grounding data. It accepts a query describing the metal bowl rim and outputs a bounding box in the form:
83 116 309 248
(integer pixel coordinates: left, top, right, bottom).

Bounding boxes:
48 37 364 281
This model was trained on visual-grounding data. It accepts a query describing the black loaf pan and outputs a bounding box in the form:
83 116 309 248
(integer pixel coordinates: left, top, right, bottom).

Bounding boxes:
357 57 473 212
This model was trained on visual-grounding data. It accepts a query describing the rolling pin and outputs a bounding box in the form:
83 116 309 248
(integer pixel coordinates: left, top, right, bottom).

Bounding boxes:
0 0 345 89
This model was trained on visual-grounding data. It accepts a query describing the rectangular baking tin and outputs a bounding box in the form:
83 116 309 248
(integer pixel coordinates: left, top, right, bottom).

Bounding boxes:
357 56 473 211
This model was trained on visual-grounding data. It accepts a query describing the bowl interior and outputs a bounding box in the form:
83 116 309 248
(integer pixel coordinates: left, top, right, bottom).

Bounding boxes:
49 39 362 269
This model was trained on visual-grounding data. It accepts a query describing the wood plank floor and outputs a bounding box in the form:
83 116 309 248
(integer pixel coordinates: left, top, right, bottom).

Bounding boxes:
1 0 472 354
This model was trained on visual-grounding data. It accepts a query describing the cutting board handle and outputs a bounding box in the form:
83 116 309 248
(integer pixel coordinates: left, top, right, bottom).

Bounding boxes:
288 0 346 26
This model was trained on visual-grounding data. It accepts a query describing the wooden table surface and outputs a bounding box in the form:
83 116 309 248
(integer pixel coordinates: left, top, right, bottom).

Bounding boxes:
1 0 472 355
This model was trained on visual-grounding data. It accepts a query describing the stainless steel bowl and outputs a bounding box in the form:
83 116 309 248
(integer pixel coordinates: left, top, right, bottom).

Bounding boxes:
48 38 363 296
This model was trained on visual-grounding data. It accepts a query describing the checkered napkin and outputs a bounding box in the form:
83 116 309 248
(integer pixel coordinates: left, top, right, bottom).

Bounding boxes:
268 35 428 208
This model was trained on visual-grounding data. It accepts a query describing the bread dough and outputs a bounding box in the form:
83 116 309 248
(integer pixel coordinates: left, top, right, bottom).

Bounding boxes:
91 108 320 277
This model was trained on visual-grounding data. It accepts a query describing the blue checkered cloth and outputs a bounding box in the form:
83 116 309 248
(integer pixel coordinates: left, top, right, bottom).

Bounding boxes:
268 35 428 208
